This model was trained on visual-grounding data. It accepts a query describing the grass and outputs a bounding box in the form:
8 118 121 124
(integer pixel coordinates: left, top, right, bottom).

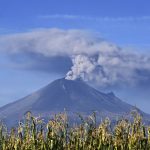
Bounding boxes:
0 110 150 150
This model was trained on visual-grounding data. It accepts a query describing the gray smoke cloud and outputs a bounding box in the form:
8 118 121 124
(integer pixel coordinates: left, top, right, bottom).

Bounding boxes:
66 52 150 86
0 28 150 87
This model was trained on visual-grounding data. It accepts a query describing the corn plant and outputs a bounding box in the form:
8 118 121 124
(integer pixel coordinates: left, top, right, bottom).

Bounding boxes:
0 110 150 150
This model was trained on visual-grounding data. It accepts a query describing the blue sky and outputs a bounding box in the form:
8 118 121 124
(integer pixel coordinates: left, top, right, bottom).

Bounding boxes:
0 0 150 112
1 0 150 49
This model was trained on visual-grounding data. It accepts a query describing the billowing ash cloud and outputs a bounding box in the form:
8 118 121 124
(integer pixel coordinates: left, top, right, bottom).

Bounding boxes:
0 28 150 87
66 55 96 80
66 52 150 86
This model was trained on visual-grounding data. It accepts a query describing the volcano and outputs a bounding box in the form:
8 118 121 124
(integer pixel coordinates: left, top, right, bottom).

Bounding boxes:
0 78 149 126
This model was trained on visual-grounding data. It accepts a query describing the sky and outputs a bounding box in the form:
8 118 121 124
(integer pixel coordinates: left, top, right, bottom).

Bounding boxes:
0 0 150 113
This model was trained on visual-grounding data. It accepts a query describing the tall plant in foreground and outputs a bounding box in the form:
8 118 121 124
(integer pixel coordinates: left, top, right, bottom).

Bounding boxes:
0 110 150 150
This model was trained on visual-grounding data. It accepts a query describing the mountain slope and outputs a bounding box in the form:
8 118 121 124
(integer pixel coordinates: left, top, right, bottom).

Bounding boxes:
0 78 148 126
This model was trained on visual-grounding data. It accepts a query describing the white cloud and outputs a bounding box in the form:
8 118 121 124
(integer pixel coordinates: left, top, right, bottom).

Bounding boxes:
39 14 150 22
1 28 150 87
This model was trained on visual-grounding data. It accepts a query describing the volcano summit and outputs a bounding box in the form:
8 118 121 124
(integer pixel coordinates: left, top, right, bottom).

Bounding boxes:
0 78 149 126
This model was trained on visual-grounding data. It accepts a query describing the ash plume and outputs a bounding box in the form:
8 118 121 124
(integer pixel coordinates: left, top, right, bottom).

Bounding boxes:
0 28 150 87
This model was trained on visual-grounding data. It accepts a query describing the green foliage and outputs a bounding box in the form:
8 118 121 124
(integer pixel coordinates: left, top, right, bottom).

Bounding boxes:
0 111 150 150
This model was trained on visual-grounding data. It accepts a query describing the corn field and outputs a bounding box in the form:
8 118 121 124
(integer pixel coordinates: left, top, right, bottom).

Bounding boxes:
0 111 150 150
